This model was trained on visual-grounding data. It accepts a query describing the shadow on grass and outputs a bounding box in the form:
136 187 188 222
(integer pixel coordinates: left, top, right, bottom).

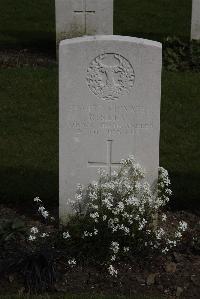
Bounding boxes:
0 30 56 56
169 171 200 213
0 167 58 213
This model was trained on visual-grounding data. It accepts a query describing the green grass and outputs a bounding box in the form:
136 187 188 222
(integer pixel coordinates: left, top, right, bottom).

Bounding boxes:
0 67 199 211
114 0 192 41
0 67 58 208
0 0 192 50
0 0 55 51
161 71 200 211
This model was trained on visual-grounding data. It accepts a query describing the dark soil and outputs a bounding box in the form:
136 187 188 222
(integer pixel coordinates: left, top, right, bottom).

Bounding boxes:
0 205 199 298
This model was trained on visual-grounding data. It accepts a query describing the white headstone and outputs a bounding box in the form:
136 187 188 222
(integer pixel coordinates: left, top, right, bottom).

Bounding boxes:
191 0 200 40
59 35 162 222
55 0 113 44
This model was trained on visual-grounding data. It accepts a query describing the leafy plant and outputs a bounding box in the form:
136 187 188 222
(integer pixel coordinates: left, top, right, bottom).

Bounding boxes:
15 247 56 293
0 217 26 243
163 37 188 71
163 37 200 72
64 156 188 276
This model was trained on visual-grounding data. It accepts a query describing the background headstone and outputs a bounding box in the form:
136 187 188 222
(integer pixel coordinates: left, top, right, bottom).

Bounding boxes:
191 0 200 40
59 35 162 222
55 0 113 44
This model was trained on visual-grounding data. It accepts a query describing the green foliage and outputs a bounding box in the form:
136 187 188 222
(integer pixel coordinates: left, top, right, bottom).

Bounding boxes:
163 37 188 71
16 248 56 293
0 217 26 243
163 37 200 71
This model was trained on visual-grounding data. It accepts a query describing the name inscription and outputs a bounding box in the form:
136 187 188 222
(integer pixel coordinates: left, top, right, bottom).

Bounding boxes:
66 103 153 136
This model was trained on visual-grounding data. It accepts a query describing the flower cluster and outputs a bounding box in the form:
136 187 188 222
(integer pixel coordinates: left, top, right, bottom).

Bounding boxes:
27 197 54 242
71 156 188 276
28 226 39 241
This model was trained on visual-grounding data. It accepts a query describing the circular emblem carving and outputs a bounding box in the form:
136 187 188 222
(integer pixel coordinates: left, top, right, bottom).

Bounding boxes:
86 53 135 101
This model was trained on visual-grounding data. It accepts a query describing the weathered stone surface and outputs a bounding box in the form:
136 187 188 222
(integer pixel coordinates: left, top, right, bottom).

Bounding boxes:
191 0 200 40
59 35 162 222
56 0 113 44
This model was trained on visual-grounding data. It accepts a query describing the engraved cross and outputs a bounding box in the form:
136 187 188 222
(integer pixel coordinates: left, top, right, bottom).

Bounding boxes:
74 0 96 34
88 140 121 176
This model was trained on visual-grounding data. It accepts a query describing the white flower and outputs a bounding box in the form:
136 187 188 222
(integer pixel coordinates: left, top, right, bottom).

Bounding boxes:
102 198 113 209
68 259 76 266
162 247 169 254
41 233 49 238
126 196 139 206
30 227 39 234
75 194 82 201
117 201 124 211
89 192 98 201
42 210 49 218
34 197 42 202
63 231 71 239
123 247 130 253
162 214 167 222
94 228 98 235
178 221 188 232
155 228 165 240
167 239 177 248
38 206 45 213
108 265 118 277
89 212 99 222
82 231 93 238
138 218 147 231
28 235 36 241
110 241 120 254
175 231 182 239
119 224 130 234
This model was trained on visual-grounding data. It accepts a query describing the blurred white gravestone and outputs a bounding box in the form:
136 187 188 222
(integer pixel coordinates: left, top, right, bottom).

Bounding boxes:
59 35 162 222
191 0 200 40
55 0 113 44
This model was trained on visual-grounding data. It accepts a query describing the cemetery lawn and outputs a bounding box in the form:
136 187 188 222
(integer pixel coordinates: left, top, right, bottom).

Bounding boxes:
0 66 58 208
0 67 199 212
0 0 191 50
115 0 191 41
0 0 55 51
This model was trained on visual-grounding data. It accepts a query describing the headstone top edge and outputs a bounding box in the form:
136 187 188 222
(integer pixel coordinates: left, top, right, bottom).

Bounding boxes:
59 35 162 49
